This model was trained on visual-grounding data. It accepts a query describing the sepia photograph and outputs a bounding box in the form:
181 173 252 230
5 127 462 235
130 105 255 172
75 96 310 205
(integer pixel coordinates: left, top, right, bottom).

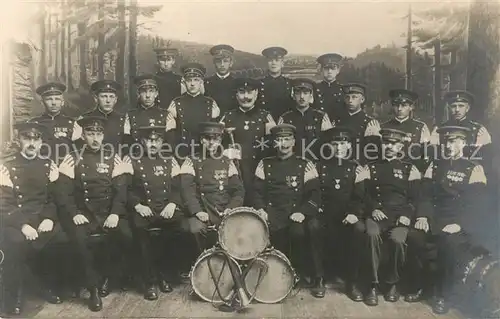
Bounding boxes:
0 0 499 318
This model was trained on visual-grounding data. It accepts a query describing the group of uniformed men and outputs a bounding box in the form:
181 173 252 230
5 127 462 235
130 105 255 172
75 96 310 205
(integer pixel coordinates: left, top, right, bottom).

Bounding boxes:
0 44 493 316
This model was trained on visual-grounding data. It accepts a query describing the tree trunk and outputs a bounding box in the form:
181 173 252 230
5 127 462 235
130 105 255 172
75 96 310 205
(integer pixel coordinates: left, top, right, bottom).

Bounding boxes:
433 39 444 125
97 0 105 81
38 8 47 85
55 14 60 82
116 0 126 89
128 0 138 105
67 21 74 91
60 0 66 83
78 4 88 90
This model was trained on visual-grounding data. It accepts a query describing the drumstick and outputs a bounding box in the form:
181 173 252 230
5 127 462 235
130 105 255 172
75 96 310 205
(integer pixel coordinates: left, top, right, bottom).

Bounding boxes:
225 127 242 176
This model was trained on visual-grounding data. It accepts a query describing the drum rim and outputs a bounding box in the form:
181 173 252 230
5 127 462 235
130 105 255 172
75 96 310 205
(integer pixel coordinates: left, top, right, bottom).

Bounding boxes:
244 249 297 304
190 247 242 303
218 207 270 261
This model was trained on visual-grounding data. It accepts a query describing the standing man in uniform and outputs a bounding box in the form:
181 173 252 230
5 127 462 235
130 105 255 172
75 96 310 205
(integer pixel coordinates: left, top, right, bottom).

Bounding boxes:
382 89 431 171
0 122 65 315
314 53 345 123
258 47 294 120
205 44 237 117
253 124 325 298
154 47 182 109
179 122 244 253
361 128 423 306
76 80 129 152
166 63 220 160
417 126 488 314
220 77 276 205
58 116 133 311
317 127 367 301
335 83 380 163
125 126 185 300
278 78 333 161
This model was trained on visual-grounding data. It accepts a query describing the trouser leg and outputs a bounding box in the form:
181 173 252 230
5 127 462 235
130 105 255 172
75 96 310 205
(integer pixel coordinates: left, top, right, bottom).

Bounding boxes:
365 219 383 284
385 226 409 285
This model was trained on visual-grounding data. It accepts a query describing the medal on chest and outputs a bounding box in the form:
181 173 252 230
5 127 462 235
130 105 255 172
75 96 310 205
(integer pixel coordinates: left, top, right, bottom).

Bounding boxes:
96 162 110 174
244 121 250 130
393 168 403 179
286 175 298 188
335 179 341 189
446 170 465 182
54 127 68 138
213 169 227 190
153 165 165 176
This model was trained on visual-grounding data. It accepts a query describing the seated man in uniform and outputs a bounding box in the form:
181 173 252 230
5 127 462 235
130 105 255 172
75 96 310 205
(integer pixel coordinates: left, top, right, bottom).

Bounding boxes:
58 116 133 312
417 126 488 314
0 122 66 315
179 122 244 255
125 125 185 300
361 128 422 306
253 124 325 298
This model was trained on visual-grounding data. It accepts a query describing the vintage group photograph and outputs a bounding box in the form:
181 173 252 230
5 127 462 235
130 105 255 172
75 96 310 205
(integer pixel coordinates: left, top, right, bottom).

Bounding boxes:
0 0 499 318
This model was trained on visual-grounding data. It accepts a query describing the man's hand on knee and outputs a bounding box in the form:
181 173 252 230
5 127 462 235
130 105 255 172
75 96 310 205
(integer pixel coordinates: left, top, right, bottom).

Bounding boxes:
21 224 38 241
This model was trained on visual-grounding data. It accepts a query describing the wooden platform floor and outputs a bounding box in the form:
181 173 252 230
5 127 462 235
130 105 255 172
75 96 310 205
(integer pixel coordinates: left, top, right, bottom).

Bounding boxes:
24 284 463 319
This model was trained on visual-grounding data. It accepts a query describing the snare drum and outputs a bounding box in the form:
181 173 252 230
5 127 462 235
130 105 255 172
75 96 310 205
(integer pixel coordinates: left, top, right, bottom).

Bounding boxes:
218 207 269 261
190 247 241 303
244 249 297 304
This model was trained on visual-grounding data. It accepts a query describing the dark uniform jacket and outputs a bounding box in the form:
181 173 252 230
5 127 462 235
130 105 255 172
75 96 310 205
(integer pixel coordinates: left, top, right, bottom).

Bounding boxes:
126 104 168 144
205 73 237 117
127 155 182 227
254 155 321 231
29 112 77 162
180 154 244 218
79 108 129 150
318 158 367 222
364 159 421 225
166 93 220 156
417 158 487 231
0 153 59 230
313 80 344 122
58 148 129 229
257 74 294 120
155 70 182 109
278 107 332 160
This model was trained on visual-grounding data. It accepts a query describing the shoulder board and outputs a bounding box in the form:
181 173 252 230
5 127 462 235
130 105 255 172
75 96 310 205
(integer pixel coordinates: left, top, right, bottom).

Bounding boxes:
82 109 96 116
114 110 125 116
365 159 378 166
172 96 183 102
464 158 481 167
365 114 374 120
468 120 483 127
312 108 326 115
204 96 216 103
400 159 413 166
412 118 426 125
347 158 361 166
281 110 293 117
261 156 275 163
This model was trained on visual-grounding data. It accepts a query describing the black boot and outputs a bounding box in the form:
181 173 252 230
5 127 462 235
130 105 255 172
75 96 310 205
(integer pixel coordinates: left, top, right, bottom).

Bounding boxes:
346 283 363 302
144 284 159 300
88 287 103 312
404 288 425 303
384 284 400 302
41 287 62 304
8 283 23 316
364 286 378 306
98 277 110 297
432 297 449 314
311 277 325 298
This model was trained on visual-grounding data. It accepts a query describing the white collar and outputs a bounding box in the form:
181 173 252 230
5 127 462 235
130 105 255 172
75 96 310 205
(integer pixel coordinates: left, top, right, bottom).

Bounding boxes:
186 91 201 98
239 105 256 113
217 72 231 80
296 105 310 115
348 109 362 116
395 116 409 123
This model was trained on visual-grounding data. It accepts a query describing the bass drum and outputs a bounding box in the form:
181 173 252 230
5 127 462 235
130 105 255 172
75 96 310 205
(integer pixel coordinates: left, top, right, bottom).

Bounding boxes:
190 247 241 303
244 249 297 304
218 207 269 261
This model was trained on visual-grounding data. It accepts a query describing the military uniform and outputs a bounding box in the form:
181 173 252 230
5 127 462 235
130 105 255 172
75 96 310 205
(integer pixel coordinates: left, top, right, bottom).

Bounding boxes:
361 129 423 306
257 47 294 120
317 127 367 301
205 45 237 117
313 54 345 122
278 78 333 161
418 126 488 314
58 116 132 311
77 80 129 151
253 124 325 298
382 89 431 171
126 126 187 299
154 47 183 109
0 122 66 314
29 82 79 164
166 63 220 159
220 78 276 205
180 123 244 251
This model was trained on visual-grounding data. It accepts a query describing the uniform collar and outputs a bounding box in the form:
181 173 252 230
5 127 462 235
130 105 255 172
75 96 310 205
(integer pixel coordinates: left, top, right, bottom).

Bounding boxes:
277 152 294 160
44 112 61 119
216 72 231 80
238 105 256 113
97 107 114 116
322 79 338 86
295 105 311 115
19 151 39 160
185 91 201 98
348 109 362 116
394 116 409 123
266 72 282 79
140 103 156 110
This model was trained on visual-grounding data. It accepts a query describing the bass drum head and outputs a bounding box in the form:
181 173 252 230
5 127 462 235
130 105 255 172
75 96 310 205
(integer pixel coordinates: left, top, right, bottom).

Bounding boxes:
219 209 269 261
190 249 239 303
244 249 296 304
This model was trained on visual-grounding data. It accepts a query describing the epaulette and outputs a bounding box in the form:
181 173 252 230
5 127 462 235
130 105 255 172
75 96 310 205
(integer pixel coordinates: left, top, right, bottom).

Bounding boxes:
468 120 483 128
464 157 481 167
280 110 294 117
412 118 426 125
312 108 326 115
204 96 216 103
172 96 183 102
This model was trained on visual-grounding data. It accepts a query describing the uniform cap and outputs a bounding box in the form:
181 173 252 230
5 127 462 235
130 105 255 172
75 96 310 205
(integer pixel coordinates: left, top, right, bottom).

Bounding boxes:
134 74 158 89
234 77 260 90
342 83 366 95
389 89 418 104
262 46 288 58
323 126 353 142
154 47 179 58
181 63 206 78
291 78 315 91
380 128 407 143
15 122 46 139
444 90 474 105
199 122 225 135
90 80 121 94
137 125 166 139
77 116 107 132
317 53 344 67
36 82 66 96
436 125 471 140
210 44 235 58
271 123 296 137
